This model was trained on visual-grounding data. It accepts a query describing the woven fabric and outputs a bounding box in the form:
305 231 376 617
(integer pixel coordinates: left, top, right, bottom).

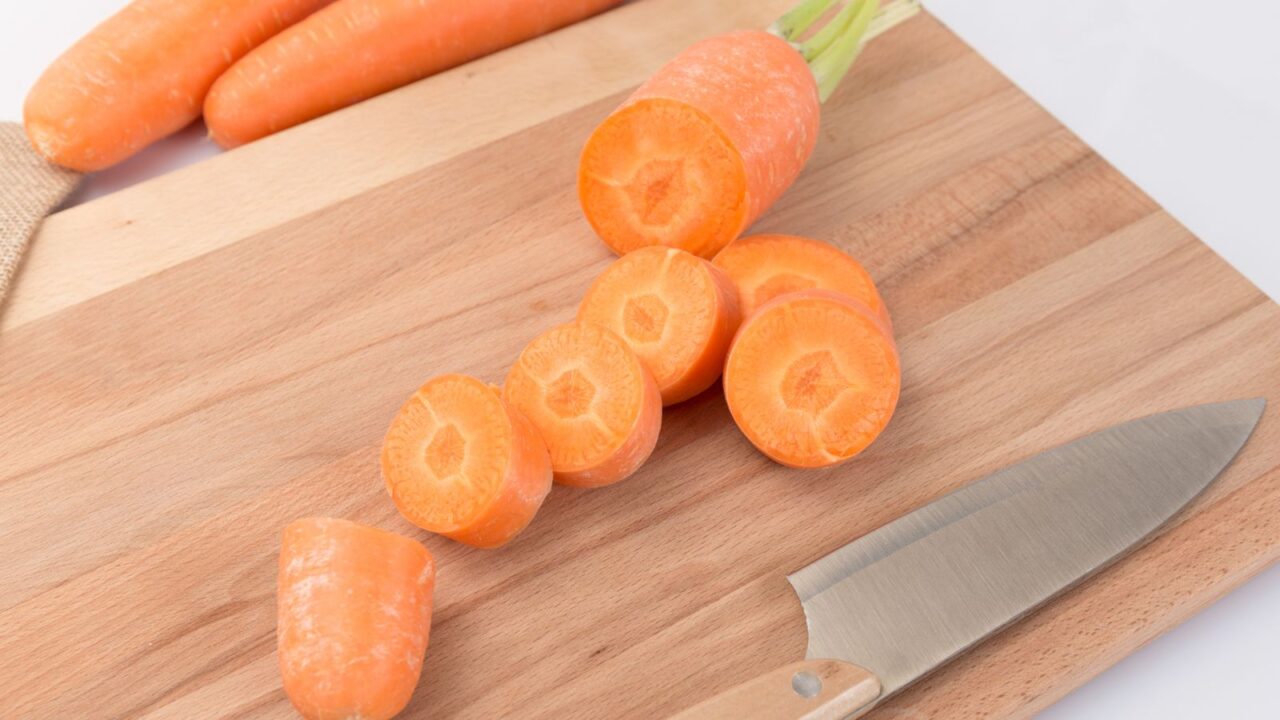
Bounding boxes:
0 121 81 302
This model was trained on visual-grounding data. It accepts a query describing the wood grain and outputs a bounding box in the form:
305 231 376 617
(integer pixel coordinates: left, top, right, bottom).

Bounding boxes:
1 8 1277 720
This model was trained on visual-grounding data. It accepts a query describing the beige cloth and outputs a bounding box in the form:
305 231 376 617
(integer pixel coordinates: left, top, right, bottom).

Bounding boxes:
1 122 81 303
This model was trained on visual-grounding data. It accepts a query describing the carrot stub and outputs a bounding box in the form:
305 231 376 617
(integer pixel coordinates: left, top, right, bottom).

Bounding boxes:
724 290 900 468
578 247 741 405
204 0 624 148
577 1 922 259
578 30 819 259
382 373 552 548
504 322 661 488
23 0 333 171
713 233 891 326
278 517 435 720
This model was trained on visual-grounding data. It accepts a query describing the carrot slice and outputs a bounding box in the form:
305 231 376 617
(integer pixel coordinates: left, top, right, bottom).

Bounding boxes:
503 321 661 487
23 0 333 171
723 290 899 468
578 247 741 405
578 30 819 259
278 517 435 720
381 373 552 548
713 233 891 327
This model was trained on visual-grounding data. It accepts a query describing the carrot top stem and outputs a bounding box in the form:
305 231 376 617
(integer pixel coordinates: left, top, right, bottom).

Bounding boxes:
808 0 880 101
770 0 922 103
768 0 844 43
799 0 876 63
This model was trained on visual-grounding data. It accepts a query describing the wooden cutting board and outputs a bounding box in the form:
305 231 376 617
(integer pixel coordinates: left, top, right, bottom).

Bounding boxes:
2 2 1278 718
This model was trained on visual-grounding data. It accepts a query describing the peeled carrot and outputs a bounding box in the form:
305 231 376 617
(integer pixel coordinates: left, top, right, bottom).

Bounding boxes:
504 321 661 488
578 247 741 405
713 233 890 326
381 373 553 548
578 0 920 258
278 517 435 720
723 289 899 468
23 0 333 171
204 0 623 148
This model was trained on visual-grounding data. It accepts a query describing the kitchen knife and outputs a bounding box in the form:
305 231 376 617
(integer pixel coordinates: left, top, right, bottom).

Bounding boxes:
672 398 1265 719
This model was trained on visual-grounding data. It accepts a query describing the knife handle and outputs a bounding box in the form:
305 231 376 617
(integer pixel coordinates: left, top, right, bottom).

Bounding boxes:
670 659 881 720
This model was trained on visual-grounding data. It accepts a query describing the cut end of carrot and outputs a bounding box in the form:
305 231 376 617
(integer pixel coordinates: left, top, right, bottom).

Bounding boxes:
579 98 748 259
579 246 741 405
382 373 552 548
724 290 899 468
713 233 891 328
504 322 662 487
278 517 435 720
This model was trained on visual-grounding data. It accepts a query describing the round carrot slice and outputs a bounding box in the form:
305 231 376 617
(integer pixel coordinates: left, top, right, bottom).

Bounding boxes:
578 246 742 405
503 322 662 487
713 233 891 327
278 517 435 720
381 373 552 548
724 290 900 468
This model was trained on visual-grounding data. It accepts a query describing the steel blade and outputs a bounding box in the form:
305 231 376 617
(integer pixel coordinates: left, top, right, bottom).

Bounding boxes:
788 398 1264 697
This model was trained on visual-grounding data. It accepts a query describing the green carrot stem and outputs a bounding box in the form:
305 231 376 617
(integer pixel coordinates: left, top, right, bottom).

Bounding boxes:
863 0 923 42
809 0 879 101
771 0 923 103
768 0 844 42
799 0 875 62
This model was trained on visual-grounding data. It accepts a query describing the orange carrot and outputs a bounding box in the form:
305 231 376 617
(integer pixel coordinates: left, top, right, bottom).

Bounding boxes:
723 289 899 468
278 517 435 720
381 373 553 548
713 233 890 326
578 0 920 258
204 0 623 148
23 0 333 171
578 247 741 405
503 321 661 488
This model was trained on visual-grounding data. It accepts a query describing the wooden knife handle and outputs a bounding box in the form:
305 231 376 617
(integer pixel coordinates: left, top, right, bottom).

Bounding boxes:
670 659 881 720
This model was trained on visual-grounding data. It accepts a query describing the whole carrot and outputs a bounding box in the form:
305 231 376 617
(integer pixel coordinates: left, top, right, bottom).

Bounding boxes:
23 0 333 172
204 0 624 148
579 0 921 258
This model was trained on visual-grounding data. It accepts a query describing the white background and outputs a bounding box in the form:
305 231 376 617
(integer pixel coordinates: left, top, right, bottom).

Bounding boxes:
4 1 1278 716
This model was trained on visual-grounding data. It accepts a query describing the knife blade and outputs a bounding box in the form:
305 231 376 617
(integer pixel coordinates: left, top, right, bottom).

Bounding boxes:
672 398 1264 719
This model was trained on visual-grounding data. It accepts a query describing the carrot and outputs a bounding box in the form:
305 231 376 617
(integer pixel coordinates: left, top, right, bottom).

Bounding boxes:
578 0 921 258
23 0 333 172
503 321 661 488
204 0 624 148
723 289 899 468
578 247 741 405
381 374 553 548
713 233 890 326
278 517 435 720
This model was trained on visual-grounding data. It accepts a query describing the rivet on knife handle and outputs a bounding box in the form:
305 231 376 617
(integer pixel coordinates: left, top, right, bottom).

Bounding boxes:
669 659 881 719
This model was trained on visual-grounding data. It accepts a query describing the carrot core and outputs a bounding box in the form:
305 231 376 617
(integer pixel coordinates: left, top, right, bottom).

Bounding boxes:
781 350 852 414
547 369 597 418
623 294 670 343
425 424 466 478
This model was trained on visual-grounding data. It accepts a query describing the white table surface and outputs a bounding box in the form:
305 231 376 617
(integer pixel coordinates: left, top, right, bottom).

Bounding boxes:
4 1 1278 717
